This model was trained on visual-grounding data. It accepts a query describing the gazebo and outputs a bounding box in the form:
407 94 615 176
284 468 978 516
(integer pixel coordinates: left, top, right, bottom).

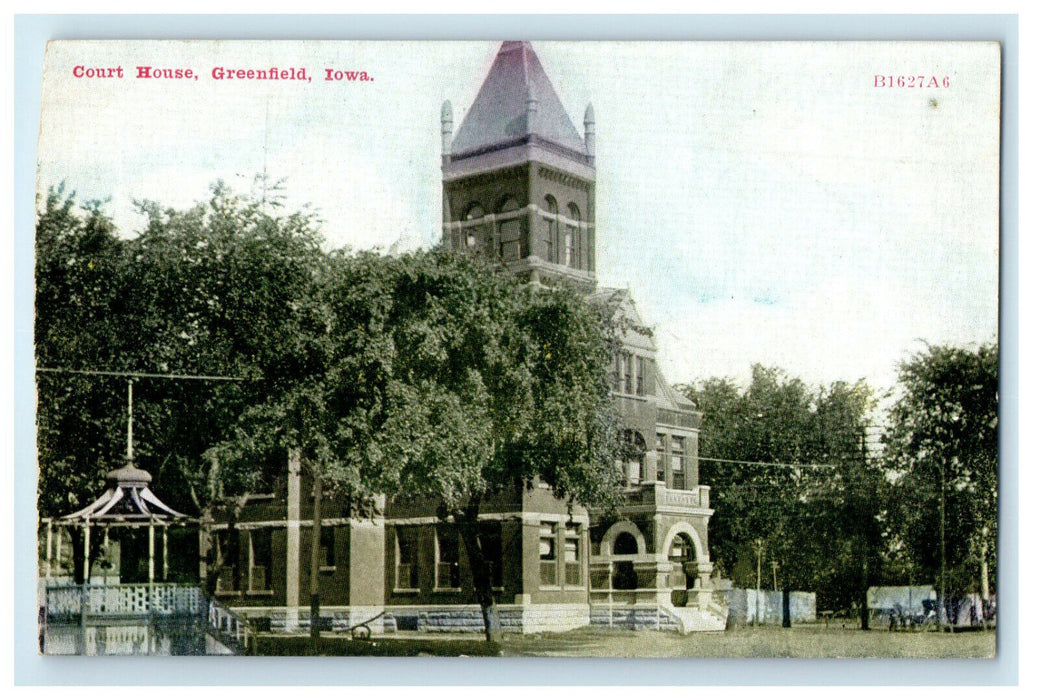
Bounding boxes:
40 378 193 586
43 462 190 584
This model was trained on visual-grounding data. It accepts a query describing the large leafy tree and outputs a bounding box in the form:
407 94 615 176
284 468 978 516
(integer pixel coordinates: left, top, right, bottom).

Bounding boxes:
882 343 998 601
680 367 882 617
36 182 327 585
225 248 627 643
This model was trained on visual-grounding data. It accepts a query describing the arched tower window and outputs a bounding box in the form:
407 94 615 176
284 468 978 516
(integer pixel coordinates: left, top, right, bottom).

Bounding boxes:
464 203 485 249
565 203 580 268
543 195 559 263
498 197 520 262
622 430 646 485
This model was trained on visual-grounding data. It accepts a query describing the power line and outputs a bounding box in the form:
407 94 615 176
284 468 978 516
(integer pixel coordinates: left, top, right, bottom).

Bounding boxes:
698 456 847 470
36 367 248 382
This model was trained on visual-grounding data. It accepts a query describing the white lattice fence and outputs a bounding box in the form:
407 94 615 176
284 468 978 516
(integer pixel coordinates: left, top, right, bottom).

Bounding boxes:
46 584 205 620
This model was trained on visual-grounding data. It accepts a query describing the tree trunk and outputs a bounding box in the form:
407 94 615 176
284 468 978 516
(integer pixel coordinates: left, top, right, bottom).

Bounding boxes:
457 504 502 648
309 472 323 653
859 555 870 631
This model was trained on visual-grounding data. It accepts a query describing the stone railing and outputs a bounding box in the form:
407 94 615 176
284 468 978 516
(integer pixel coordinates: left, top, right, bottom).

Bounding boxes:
626 483 711 511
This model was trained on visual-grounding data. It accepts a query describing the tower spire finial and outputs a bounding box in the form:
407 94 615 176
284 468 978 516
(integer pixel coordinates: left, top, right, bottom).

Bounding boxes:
441 100 453 164
584 103 596 165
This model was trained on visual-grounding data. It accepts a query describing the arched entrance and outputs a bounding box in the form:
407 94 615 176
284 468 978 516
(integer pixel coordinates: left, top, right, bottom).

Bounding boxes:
611 531 639 590
668 532 697 606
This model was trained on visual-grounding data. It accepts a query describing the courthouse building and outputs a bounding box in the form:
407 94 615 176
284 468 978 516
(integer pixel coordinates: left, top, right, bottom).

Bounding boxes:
209 41 725 634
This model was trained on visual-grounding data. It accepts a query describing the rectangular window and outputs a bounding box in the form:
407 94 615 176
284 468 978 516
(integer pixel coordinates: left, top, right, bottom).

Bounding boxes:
539 523 558 586
656 434 667 482
564 228 574 267
635 356 645 395
436 527 461 590
320 526 336 570
623 353 634 395
396 527 419 591
613 353 623 393
671 436 685 490
499 219 521 262
564 526 582 586
249 529 272 593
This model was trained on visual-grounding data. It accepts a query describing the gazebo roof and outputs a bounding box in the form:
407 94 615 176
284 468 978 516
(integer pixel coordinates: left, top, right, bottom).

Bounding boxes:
60 462 189 523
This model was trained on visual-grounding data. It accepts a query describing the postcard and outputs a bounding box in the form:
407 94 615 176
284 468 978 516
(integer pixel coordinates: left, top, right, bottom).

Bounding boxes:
33 39 1000 659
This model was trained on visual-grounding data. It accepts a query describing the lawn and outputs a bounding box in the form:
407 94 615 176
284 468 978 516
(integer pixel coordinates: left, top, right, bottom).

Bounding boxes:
500 624 997 658
254 624 996 658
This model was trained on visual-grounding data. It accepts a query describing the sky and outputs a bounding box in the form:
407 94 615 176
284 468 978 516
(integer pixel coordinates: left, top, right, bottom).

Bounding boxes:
35 40 1001 395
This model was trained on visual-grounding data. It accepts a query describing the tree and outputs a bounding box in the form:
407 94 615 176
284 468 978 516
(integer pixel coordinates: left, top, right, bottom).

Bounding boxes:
35 182 328 587
223 247 626 644
882 343 998 606
37 184 628 644
680 367 882 619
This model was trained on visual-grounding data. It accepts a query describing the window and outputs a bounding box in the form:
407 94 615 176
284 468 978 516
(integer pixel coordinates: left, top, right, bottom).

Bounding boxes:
564 525 582 586
539 523 558 586
543 195 558 263
248 529 272 593
623 430 645 485
656 434 667 482
612 353 623 393
498 198 521 261
395 527 420 590
566 203 580 268
635 356 645 395
480 522 504 589
436 527 461 590
623 353 634 394
464 204 484 250
671 436 685 490
320 526 336 570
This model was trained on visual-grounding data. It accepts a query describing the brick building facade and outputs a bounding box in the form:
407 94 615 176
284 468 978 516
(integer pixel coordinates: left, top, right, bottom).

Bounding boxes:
212 41 724 634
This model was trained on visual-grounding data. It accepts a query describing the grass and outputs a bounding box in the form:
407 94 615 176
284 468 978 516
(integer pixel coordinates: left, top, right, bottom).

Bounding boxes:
252 624 996 658
252 633 501 656
502 624 997 658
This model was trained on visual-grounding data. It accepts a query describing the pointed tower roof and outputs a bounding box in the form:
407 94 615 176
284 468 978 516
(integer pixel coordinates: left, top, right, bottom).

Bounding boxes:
451 41 588 159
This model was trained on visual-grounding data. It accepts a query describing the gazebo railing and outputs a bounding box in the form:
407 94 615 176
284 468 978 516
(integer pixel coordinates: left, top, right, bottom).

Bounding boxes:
44 583 206 622
43 582 251 654
207 597 250 654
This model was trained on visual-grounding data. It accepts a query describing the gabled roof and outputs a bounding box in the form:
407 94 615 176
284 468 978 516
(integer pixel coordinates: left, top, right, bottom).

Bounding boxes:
451 41 588 159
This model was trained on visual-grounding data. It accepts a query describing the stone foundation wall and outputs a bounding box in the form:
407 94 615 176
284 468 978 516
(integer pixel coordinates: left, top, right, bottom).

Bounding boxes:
589 604 681 632
236 602 703 634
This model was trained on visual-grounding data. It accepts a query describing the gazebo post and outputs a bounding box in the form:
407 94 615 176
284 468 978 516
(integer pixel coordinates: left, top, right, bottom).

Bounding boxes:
55 526 63 575
148 520 155 585
83 521 91 584
162 525 169 582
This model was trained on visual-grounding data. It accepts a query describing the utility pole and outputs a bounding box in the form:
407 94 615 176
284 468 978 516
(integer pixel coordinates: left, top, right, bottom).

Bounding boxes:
309 472 324 652
940 459 949 632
